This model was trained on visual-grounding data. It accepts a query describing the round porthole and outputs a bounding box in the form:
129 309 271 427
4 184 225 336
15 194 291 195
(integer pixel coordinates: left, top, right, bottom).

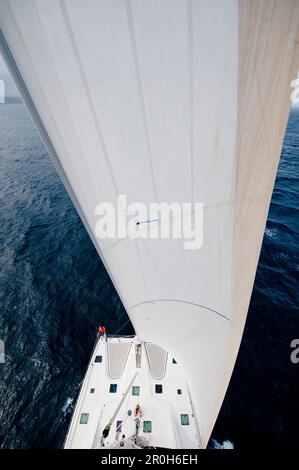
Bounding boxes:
127 410 132 416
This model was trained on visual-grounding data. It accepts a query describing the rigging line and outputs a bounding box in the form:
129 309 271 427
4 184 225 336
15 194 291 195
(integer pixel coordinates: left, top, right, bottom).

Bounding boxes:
110 318 132 338
129 298 230 321
100 371 138 445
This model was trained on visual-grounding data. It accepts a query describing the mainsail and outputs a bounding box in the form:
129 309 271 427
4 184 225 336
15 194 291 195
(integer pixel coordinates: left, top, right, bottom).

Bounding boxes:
0 0 298 447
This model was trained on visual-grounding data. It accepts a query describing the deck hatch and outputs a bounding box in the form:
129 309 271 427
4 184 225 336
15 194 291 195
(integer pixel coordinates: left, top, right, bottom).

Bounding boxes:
80 413 89 424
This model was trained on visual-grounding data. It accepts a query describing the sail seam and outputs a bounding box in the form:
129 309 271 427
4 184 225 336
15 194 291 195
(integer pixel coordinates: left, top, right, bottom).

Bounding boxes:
130 299 230 321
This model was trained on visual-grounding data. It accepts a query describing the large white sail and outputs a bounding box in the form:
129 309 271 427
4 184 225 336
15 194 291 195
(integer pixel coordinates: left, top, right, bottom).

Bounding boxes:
0 0 298 447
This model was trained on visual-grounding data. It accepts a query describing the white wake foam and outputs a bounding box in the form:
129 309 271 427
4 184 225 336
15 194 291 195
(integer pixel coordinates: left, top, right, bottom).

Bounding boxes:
211 439 234 449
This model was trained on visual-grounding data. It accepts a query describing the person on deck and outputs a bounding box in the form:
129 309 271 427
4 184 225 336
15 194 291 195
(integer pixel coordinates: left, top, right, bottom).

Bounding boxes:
97 326 106 338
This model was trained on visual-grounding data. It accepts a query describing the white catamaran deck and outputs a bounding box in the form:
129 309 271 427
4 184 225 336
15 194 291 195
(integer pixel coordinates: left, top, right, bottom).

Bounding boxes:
64 336 201 449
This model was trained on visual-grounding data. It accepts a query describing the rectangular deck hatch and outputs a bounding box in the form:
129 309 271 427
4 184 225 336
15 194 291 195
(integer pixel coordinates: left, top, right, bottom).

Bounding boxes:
80 413 89 424
143 421 152 433
132 386 140 396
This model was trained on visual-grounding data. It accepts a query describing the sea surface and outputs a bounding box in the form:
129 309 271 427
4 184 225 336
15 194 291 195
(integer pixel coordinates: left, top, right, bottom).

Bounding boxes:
0 103 298 448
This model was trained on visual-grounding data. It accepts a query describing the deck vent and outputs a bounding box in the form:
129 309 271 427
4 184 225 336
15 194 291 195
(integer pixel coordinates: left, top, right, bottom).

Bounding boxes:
95 355 102 363
155 384 163 394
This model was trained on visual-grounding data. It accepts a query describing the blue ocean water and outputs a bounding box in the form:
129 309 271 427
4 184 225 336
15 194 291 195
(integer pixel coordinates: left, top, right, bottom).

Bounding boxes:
0 103 298 448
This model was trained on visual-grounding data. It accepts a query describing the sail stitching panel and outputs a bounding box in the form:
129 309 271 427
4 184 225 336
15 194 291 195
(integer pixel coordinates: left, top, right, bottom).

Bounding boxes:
125 0 158 202
59 0 120 197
